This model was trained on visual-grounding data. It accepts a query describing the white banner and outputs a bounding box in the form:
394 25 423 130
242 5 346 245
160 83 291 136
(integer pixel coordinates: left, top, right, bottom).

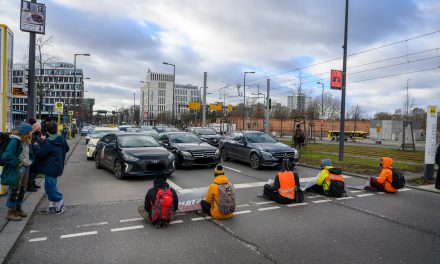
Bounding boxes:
424 105 437 164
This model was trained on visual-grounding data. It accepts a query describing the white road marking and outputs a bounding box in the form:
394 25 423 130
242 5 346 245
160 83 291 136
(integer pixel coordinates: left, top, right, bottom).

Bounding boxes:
306 195 324 199
236 204 250 208
120 218 143 223
377 192 385 195
167 179 183 190
29 237 47 242
235 182 266 189
258 206 280 211
60 231 98 239
77 221 108 228
286 203 308 207
111 225 144 232
400 188 411 192
350 190 365 193
357 193 375 198
255 201 275 205
313 199 332 203
234 210 252 215
222 166 242 173
29 230 39 234
191 217 206 221
336 197 354 200
170 220 184 224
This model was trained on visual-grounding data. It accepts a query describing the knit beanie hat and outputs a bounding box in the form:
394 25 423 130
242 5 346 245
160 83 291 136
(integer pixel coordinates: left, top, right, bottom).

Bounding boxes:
18 123 33 135
214 165 224 177
321 159 332 167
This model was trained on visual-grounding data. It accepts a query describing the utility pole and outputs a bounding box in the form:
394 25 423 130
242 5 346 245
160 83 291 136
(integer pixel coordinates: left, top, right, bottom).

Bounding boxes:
26 0 37 120
317 81 324 140
243 71 255 130
141 90 144 126
202 72 207 127
265 79 270 133
132 93 135 126
339 0 349 161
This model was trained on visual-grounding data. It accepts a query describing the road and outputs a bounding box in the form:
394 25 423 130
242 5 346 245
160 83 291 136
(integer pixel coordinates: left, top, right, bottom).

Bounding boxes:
5 138 440 264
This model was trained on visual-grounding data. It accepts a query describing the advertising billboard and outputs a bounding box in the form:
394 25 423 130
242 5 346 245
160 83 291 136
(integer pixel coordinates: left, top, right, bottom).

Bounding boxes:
0 25 14 132
20 0 46 34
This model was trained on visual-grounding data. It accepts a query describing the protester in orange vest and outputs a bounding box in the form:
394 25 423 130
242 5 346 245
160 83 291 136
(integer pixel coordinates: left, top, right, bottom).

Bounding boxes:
367 157 397 193
263 159 301 204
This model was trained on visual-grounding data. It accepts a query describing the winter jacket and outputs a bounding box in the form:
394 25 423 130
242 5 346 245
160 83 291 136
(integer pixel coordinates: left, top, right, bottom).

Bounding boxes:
1 137 34 186
316 165 334 191
205 175 233 219
144 180 179 213
33 134 69 177
377 157 397 193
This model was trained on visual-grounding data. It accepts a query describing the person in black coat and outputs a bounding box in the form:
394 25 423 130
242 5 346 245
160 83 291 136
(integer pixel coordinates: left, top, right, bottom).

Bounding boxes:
435 144 440 190
144 173 179 223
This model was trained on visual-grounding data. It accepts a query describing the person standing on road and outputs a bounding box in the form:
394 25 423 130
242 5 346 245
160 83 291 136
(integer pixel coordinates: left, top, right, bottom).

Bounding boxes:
142 172 179 227
263 159 302 204
435 144 440 190
201 165 235 219
367 157 397 193
1 123 34 221
35 122 70 215
293 124 305 148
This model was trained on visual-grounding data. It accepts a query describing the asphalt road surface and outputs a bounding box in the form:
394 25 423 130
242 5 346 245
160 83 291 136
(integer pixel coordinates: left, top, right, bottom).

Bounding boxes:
6 138 440 264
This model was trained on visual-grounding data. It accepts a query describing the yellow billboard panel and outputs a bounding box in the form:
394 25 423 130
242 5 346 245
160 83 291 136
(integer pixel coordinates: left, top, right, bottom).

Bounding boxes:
188 101 201 110
210 103 222 111
227 104 233 112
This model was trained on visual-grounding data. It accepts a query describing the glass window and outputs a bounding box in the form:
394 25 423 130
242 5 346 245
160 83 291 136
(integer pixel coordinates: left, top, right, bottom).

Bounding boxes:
118 135 159 148
169 133 202 144
245 132 277 143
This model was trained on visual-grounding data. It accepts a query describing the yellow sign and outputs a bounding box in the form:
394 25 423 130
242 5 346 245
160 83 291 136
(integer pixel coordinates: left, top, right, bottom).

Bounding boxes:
429 106 437 115
188 101 201 110
54 101 63 113
68 111 73 115
376 126 381 133
227 104 233 112
210 103 223 111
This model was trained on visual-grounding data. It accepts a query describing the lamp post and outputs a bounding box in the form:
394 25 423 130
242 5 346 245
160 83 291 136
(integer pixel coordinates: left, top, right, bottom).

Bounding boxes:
163 62 176 125
141 80 151 126
243 71 255 130
71 53 90 139
317 81 324 140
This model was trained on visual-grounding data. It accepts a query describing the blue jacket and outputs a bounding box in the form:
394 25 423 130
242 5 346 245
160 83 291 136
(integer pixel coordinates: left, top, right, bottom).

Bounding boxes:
1 137 35 186
34 134 70 177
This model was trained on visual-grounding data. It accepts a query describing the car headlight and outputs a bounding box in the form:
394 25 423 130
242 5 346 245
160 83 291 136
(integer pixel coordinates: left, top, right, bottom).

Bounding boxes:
180 151 192 157
123 152 139 162
215 149 220 156
260 151 273 158
168 152 175 160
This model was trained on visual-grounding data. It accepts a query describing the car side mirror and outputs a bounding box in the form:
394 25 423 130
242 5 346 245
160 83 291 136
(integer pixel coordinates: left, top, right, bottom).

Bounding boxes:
238 139 246 145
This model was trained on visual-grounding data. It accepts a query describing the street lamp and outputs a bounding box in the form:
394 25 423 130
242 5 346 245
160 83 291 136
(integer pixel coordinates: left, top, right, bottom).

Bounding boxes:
141 80 150 126
163 62 176 125
71 53 90 139
317 81 324 140
243 71 255 130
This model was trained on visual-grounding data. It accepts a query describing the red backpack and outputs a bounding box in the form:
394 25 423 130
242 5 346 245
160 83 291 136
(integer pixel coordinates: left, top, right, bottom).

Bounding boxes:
151 187 174 228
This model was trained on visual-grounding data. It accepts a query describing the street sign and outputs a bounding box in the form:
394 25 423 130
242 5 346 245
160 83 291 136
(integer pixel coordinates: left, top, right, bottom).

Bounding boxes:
330 69 343 90
188 101 201 110
227 104 233 112
143 111 148 117
424 105 438 179
54 101 63 113
20 0 46 34
75 111 79 117
210 103 222 111
68 111 73 116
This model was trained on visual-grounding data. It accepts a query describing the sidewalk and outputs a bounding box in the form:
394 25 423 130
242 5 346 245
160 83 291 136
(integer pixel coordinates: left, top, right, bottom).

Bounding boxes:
0 136 81 264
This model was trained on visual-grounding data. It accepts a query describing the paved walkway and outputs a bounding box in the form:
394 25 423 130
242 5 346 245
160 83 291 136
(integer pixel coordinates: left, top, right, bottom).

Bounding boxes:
0 136 81 264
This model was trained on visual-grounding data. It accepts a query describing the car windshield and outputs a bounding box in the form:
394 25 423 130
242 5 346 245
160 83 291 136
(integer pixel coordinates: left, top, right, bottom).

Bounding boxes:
92 131 116 138
118 135 160 148
164 128 179 132
195 128 216 135
245 133 277 143
169 133 202 144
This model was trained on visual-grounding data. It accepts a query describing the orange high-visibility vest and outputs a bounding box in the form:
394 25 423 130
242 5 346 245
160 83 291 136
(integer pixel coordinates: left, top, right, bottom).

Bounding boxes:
277 171 296 199
325 173 344 182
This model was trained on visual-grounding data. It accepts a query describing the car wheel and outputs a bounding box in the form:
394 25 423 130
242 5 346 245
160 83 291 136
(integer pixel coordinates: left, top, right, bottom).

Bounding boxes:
221 148 230 161
250 153 261 170
113 160 124 180
173 153 182 169
95 153 102 169
87 156 92 161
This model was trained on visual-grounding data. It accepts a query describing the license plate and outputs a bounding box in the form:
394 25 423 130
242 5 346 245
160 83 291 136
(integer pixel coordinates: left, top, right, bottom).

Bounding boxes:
151 160 159 164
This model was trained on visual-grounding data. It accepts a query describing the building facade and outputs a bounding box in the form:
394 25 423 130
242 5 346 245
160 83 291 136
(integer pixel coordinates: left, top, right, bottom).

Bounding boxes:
280 95 312 111
12 62 84 123
141 70 200 124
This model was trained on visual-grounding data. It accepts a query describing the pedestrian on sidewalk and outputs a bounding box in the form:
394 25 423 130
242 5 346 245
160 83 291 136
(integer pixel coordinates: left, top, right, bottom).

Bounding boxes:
435 144 440 190
1 123 34 221
34 122 70 215
27 122 43 192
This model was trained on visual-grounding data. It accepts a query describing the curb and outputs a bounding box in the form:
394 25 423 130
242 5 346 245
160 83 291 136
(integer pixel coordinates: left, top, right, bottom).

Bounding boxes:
297 163 440 195
0 136 82 264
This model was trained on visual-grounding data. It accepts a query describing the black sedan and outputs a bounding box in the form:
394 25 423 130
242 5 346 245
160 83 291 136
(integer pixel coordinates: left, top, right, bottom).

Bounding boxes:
158 132 220 168
187 127 222 146
94 133 175 179
218 131 299 170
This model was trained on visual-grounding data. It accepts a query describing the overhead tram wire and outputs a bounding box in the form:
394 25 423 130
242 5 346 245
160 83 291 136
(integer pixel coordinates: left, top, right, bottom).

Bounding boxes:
244 29 440 85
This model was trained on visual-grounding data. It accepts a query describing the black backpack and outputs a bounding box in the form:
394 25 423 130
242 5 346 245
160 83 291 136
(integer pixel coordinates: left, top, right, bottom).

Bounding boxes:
0 132 11 166
390 169 405 189
326 168 346 197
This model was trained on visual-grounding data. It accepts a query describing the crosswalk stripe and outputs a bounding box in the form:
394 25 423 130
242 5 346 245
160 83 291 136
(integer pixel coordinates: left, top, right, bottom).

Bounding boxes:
120 218 143 223
313 199 332 203
286 203 308 207
170 220 184 224
350 190 365 193
255 201 275 205
234 210 252 215
258 206 280 211
336 197 354 200
357 193 375 198
61 231 98 238
111 225 144 232
29 237 47 242
400 188 411 192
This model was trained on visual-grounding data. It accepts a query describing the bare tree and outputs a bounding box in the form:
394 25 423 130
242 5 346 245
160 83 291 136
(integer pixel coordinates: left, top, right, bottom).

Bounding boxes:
347 104 365 141
272 103 290 136
305 97 321 121
319 93 340 119
373 111 393 120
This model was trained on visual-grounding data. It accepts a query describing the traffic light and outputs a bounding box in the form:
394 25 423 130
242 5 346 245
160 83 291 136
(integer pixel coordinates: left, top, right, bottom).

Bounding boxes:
112 111 115 115
269 99 272 109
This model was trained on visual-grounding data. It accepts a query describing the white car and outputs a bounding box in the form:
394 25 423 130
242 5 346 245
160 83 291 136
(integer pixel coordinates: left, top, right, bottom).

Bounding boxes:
86 127 119 160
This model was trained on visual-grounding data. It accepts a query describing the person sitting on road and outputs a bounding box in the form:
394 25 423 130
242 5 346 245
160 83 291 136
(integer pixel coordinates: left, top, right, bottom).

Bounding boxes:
143 172 179 228
367 157 397 193
201 165 235 219
308 159 345 197
263 159 302 204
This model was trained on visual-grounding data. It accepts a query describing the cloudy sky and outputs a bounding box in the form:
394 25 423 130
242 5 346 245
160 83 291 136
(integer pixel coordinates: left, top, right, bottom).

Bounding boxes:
1 0 440 116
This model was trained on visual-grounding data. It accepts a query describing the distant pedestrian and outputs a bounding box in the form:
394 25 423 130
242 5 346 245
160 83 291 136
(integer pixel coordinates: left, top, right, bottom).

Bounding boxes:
293 124 305 148
35 122 70 215
62 124 68 139
1 123 34 221
435 144 440 190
